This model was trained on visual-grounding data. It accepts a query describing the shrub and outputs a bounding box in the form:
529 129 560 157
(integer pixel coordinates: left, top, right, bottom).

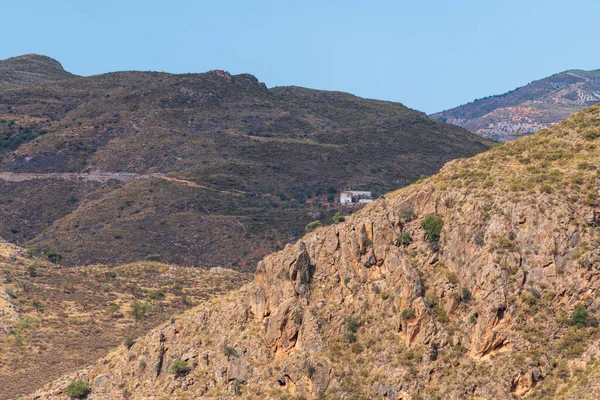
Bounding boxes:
223 345 238 358
422 214 443 246
345 316 361 333
332 212 345 224
46 251 63 264
169 359 190 377
305 220 322 232
27 265 37 277
65 380 90 398
461 288 472 303
105 271 117 280
446 272 459 285
145 254 161 262
101 284 111 292
571 305 588 327
401 308 415 320
400 208 415 221
148 289 165 300
106 302 120 314
5 287 16 299
131 301 151 320
307 364 316 379
345 332 357 343
124 337 135 349
399 232 411 246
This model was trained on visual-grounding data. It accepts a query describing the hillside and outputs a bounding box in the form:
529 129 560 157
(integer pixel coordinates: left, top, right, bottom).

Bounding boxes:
0 55 494 270
431 69 600 141
23 104 600 399
0 240 250 400
0 54 77 88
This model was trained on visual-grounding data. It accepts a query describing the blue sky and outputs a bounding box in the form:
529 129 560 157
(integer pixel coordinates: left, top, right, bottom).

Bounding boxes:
1 0 598 113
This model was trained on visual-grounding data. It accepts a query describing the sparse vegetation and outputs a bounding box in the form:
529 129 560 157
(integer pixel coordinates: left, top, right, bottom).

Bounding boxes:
169 359 190 377
131 301 152 321
305 220 322 232
401 308 415 320
65 380 90 398
332 212 345 223
422 214 443 249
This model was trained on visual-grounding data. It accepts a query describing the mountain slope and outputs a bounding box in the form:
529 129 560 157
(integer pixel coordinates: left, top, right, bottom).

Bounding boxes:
431 69 600 141
0 240 250 400
0 57 494 269
0 54 77 88
25 104 600 399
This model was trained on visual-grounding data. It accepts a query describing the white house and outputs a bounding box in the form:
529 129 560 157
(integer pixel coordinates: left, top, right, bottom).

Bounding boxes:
340 190 373 205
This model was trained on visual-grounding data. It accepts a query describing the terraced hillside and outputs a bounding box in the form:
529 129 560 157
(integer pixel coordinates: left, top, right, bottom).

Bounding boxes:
431 69 600 141
0 55 493 270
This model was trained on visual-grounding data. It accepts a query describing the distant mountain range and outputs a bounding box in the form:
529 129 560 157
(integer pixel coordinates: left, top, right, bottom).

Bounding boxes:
430 68 600 141
0 54 492 270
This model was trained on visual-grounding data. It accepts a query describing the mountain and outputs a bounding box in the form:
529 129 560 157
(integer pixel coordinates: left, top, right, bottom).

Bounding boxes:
0 54 77 88
24 104 600 399
0 239 250 400
0 55 493 270
431 68 600 142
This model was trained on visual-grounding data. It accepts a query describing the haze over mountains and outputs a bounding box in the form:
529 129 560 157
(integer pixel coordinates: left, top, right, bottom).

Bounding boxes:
431 68 600 141
0 54 493 270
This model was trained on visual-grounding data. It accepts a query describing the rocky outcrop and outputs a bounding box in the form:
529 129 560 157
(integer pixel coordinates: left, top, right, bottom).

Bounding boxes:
25 105 600 399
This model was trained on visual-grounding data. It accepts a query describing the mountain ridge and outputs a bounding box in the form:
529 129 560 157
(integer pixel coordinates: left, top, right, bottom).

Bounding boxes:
0 56 493 270
431 68 600 141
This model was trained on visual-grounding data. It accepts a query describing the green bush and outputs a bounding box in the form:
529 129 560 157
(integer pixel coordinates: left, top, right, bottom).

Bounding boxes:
571 305 588 327
307 364 316 379
446 272 459 285
46 251 63 264
131 301 151 320
65 380 90 398
169 359 190 377
332 212 345 224
345 316 361 333
401 308 415 320
400 208 415 221
148 289 165 300
124 337 135 349
223 345 238 358
422 214 443 246
305 220 322 232
399 232 411 246
106 302 120 314
461 288 472 302
27 265 37 277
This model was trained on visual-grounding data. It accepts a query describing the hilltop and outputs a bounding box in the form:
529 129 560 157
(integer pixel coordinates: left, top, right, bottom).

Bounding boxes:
431 68 600 141
0 54 77 87
0 55 493 270
23 104 600 398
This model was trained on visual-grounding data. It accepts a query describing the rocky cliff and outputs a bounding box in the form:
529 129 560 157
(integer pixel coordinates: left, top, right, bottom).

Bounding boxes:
431 69 600 142
25 105 600 399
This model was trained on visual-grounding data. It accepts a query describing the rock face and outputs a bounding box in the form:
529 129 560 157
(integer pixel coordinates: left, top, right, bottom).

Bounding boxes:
431 69 600 142
25 105 600 399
